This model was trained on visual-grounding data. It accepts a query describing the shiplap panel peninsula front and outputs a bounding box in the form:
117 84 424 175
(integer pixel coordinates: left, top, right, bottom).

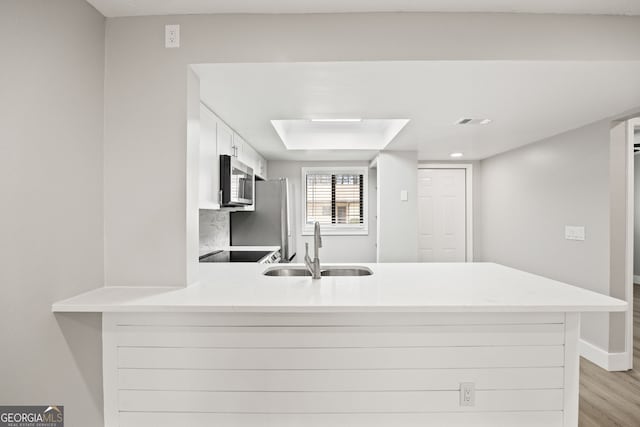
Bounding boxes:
52 262 626 426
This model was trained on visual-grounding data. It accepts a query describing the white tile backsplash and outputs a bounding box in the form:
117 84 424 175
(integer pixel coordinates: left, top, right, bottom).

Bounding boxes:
199 210 230 256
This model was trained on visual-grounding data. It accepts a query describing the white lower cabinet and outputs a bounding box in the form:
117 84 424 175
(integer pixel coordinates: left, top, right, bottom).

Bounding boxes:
103 311 578 427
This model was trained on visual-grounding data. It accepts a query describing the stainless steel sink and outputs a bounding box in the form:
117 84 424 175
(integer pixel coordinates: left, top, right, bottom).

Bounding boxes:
320 267 373 277
263 266 373 277
263 268 311 277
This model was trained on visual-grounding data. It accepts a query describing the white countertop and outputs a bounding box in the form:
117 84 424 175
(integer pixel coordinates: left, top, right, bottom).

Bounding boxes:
51 262 626 313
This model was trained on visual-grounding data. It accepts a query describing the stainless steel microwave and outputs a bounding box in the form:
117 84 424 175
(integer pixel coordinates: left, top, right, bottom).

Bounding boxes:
220 155 254 207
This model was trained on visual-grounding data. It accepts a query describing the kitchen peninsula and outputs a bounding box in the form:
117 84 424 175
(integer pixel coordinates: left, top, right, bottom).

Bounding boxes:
53 262 625 427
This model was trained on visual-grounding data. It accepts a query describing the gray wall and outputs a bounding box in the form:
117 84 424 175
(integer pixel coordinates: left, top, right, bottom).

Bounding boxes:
0 1 105 425
102 12 640 287
479 118 613 351
377 152 418 262
268 161 377 263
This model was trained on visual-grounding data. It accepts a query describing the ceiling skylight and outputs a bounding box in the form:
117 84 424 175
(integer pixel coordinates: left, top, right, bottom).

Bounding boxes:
270 119 410 150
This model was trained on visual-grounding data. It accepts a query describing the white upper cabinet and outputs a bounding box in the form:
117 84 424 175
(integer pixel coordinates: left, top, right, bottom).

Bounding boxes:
233 133 246 161
216 118 235 157
199 104 220 209
239 137 256 170
234 131 268 180
237 134 268 180
257 157 268 180
198 102 267 210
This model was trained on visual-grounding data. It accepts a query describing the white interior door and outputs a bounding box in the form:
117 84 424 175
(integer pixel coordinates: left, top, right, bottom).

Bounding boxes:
418 169 466 262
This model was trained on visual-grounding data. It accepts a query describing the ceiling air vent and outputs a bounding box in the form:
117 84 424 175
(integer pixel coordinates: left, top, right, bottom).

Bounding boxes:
456 118 492 125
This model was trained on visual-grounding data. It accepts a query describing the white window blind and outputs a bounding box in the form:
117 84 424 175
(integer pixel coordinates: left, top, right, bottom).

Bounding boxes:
303 167 368 235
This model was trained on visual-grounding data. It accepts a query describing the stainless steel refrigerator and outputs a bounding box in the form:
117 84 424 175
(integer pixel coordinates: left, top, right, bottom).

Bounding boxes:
230 178 296 262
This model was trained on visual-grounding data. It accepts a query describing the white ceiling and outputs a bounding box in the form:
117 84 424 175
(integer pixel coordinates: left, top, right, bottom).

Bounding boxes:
87 0 640 17
194 61 640 161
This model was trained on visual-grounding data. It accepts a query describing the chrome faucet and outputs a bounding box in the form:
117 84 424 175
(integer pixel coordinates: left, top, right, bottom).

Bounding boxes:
304 222 322 279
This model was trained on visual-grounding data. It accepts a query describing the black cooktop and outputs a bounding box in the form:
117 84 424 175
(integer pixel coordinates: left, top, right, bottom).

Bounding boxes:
199 250 272 263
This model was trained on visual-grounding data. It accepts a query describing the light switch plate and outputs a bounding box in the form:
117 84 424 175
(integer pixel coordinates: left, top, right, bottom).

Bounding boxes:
400 190 408 201
565 225 585 241
165 24 180 48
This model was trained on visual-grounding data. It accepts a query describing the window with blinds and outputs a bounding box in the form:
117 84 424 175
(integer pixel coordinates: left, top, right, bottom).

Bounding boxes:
302 167 368 235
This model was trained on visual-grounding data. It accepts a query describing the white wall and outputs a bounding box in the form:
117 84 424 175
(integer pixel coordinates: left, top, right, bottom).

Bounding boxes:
102 12 640 287
268 161 377 263
0 1 105 425
478 115 634 354
377 152 418 262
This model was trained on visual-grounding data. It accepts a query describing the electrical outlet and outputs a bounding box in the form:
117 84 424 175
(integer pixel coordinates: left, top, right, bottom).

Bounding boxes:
565 225 585 241
460 382 475 407
165 24 180 48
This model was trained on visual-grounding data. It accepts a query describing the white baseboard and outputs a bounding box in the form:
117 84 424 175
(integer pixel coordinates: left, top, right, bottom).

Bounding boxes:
579 339 630 371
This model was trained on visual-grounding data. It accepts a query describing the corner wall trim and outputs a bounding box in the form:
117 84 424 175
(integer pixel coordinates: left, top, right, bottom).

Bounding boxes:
580 339 630 371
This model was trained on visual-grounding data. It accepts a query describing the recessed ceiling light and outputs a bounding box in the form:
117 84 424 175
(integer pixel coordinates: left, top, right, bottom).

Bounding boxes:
450 152 463 158
310 118 362 123
480 119 492 125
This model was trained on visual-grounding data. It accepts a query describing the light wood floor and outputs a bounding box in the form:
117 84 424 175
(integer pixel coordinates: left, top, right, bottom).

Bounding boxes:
579 284 640 426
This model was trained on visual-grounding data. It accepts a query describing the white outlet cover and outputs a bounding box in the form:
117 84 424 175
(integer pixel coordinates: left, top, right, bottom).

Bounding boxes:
400 190 408 201
165 24 180 48
460 382 475 406
565 225 585 241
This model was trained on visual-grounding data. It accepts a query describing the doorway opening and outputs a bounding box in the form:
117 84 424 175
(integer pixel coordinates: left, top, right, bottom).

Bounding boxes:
610 117 640 371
